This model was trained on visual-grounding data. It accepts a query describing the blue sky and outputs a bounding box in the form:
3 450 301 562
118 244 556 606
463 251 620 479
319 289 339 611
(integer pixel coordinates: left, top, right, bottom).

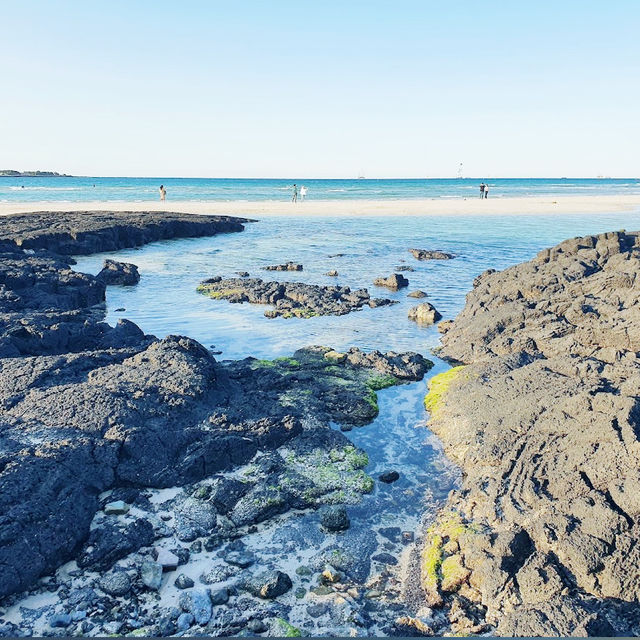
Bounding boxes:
1 1 638 177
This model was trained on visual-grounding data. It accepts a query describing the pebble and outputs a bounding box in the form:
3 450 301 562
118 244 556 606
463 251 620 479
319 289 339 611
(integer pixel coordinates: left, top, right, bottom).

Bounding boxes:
209 586 230 605
177 613 194 632
104 500 129 515
156 548 180 571
141 561 163 590
174 574 195 590
49 613 71 628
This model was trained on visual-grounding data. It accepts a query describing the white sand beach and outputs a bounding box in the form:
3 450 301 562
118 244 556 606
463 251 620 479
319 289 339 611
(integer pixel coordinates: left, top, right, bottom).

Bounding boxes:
1 195 640 218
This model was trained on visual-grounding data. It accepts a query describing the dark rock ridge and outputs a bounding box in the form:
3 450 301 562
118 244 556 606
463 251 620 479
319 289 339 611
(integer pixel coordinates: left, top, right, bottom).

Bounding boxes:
97 259 140 286
0 210 251 255
409 248 455 260
197 276 396 318
424 231 640 636
0 212 432 600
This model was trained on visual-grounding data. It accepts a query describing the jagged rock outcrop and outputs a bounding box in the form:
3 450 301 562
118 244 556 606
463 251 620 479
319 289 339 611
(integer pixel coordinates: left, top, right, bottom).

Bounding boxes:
197 277 396 318
424 231 640 636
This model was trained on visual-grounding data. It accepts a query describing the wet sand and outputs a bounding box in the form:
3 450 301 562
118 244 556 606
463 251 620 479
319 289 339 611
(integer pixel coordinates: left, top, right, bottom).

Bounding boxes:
1 195 640 217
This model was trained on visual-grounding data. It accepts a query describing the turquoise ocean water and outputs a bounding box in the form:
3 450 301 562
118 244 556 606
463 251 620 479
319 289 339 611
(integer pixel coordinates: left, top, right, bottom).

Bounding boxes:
2 176 640 202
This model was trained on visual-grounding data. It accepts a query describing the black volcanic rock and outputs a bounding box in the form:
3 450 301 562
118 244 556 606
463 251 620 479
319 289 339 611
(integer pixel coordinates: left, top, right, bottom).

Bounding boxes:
97 259 140 285
424 230 640 636
0 212 434 600
197 276 396 318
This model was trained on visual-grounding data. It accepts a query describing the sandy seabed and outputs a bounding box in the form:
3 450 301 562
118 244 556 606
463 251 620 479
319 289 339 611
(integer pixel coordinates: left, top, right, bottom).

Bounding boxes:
1 194 640 218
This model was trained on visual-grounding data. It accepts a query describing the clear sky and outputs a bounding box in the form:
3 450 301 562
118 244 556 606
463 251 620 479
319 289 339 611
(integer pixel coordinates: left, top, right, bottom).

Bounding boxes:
1 1 638 178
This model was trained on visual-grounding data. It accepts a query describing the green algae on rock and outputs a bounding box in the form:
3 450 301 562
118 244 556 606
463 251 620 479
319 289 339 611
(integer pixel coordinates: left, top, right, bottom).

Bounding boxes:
196 276 397 318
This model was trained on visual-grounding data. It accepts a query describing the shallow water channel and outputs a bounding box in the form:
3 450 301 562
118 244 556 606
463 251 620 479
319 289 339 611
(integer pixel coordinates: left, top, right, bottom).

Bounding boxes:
50 211 640 635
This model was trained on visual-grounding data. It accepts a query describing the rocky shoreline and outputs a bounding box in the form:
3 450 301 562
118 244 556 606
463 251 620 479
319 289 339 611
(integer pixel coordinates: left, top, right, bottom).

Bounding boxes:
422 231 640 636
0 211 438 637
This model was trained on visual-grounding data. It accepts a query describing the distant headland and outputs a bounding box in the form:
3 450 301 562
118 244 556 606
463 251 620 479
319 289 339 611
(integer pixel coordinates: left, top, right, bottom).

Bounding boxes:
0 170 72 177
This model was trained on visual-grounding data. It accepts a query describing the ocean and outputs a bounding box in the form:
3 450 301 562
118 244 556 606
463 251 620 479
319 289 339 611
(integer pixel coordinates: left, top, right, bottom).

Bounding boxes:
2 176 640 202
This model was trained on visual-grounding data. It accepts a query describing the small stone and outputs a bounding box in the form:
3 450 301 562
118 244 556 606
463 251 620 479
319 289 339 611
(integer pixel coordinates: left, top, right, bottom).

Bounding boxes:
320 505 350 532
49 613 72 628
306 603 329 618
244 570 292 599
190 540 202 554
236 271 250 277
157 617 176 636
177 613 194 632
311 585 333 596
294 587 307 599
402 531 415 543
171 547 190 565
104 500 129 515
71 610 87 622
296 566 312 576
209 586 230 605
379 470 400 484
141 561 163 590
407 290 427 298
372 552 398 565
174 574 195 590
320 566 342 584
103 621 123 635
325 270 338 277
224 550 255 568
247 619 267 633
115 307 126 312
99 571 131 596
156 548 180 571
179 589 213 625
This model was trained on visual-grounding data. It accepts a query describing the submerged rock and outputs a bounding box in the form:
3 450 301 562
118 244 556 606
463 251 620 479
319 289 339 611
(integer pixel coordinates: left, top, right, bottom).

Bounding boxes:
197 276 395 318
263 261 303 271
409 248 455 260
320 505 350 532
378 470 400 484
408 289 427 298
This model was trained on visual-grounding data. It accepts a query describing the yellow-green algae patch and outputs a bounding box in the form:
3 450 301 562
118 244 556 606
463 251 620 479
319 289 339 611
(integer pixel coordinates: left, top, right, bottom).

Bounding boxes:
424 366 466 417
421 511 475 606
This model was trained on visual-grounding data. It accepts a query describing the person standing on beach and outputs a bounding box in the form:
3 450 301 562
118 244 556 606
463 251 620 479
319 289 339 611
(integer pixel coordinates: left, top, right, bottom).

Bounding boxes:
479 182 485 198
159 184 167 201
300 185 308 201
292 183 298 203
484 183 489 198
